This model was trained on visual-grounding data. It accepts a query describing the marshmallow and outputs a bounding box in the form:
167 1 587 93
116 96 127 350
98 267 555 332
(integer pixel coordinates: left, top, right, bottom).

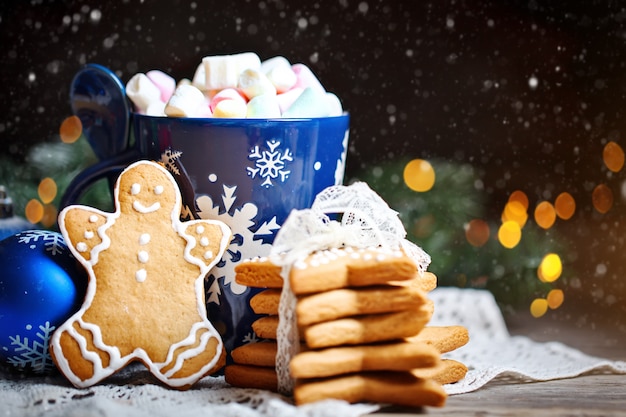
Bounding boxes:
238 69 276 99
282 87 331 118
191 63 206 90
213 99 248 118
209 88 247 112
276 87 304 114
260 56 292 73
265 65 297 94
164 84 205 117
146 70 176 103
203 52 262 90
126 73 162 113
292 64 326 94
246 93 281 118
325 92 344 117
145 101 166 117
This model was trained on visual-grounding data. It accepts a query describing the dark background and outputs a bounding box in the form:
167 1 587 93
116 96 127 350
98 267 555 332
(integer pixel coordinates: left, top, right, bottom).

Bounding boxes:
2 0 626 331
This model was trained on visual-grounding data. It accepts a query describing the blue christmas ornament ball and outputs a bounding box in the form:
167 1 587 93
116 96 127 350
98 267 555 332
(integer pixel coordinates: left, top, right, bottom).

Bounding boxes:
0 230 87 375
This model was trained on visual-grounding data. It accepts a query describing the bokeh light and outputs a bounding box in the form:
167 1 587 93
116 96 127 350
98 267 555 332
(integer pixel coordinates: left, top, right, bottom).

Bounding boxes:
534 201 556 229
403 159 435 192
37 177 58 204
465 219 490 247
59 115 83 144
41 204 58 228
538 253 562 283
547 289 565 310
497 220 521 249
554 192 576 220
530 298 549 318
592 184 613 214
24 199 44 224
507 190 529 211
603 141 625 173
502 200 528 227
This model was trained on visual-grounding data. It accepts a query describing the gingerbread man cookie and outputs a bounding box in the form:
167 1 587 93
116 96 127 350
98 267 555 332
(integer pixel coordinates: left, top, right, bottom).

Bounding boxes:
50 160 231 389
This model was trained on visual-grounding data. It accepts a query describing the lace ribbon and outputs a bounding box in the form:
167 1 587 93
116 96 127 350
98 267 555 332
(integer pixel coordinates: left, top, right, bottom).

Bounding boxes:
269 182 431 393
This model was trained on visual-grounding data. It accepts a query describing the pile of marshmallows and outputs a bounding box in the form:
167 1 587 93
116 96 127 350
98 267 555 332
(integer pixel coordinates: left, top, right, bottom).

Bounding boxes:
126 52 343 119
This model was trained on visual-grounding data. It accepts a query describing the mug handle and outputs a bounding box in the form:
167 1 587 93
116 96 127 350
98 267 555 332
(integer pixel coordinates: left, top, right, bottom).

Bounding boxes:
60 63 134 210
59 150 142 209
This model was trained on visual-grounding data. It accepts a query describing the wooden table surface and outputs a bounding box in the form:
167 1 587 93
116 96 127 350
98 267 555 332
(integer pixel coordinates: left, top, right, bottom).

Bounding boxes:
375 313 626 417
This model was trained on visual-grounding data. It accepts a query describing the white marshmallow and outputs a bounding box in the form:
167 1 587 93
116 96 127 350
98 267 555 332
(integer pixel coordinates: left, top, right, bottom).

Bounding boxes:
191 63 206 90
276 87 304 114
260 56 292 73
126 73 162 113
202 52 262 90
265 65 297 94
325 92 343 117
145 101 166 117
238 69 276 99
164 84 205 117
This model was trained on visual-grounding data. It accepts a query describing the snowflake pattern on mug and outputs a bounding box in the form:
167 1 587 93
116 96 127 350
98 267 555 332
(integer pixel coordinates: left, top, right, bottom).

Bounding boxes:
247 139 294 188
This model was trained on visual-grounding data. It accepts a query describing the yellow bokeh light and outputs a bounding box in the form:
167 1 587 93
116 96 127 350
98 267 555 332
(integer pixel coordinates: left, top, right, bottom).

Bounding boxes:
403 159 435 192
40 204 58 228
25 199 44 224
538 253 562 283
38 177 58 204
554 192 576 220
508 190 529 211
547 289 564 309
59 115 83 144
534 201 556 229
502 200 528 227
465 219 490 247
530 298 549 318
603 141 625 173
592 184 613 214
497 220 521 249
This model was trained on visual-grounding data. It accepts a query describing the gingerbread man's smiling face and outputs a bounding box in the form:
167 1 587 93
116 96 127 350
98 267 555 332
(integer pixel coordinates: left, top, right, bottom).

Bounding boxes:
116 163 179 217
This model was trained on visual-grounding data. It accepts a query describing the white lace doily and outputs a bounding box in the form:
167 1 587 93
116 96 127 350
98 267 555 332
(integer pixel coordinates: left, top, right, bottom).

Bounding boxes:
428 287 626 395
2 287 626 416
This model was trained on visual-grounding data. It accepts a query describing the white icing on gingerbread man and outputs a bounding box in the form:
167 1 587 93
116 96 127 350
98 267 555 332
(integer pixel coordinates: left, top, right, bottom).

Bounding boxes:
51 160 231 389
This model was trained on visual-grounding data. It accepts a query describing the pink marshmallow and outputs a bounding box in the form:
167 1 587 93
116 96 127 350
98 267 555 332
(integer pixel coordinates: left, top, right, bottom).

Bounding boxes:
209 88 247 112
291 64 326 94
146 70 176 103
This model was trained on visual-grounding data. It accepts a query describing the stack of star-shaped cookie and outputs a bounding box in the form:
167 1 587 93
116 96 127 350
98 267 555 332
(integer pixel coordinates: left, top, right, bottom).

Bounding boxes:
225 245 468 407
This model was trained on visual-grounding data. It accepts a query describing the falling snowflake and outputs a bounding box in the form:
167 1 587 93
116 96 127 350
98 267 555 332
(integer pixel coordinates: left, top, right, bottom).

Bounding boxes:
247 139 293 188
160 148 183 176
6 322 56 374
17 230 67 256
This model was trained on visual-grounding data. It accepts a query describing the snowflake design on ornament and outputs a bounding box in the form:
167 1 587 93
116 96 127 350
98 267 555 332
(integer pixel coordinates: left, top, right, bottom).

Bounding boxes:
17 230 67 256
247 139 293 188
196 186 279 302
5 322 56 374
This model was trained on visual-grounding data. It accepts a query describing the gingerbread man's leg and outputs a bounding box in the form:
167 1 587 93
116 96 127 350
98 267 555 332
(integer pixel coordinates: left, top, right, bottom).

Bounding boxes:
50 317 124 388
152 320 225 389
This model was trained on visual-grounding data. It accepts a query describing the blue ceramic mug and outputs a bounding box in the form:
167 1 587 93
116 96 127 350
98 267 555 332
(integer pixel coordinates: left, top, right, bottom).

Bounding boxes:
136 115 349 355
61 64 350 358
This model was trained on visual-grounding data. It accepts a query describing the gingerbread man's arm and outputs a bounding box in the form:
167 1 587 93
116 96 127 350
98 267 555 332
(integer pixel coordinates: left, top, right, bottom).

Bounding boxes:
58 206 108 264
181 220 231 274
